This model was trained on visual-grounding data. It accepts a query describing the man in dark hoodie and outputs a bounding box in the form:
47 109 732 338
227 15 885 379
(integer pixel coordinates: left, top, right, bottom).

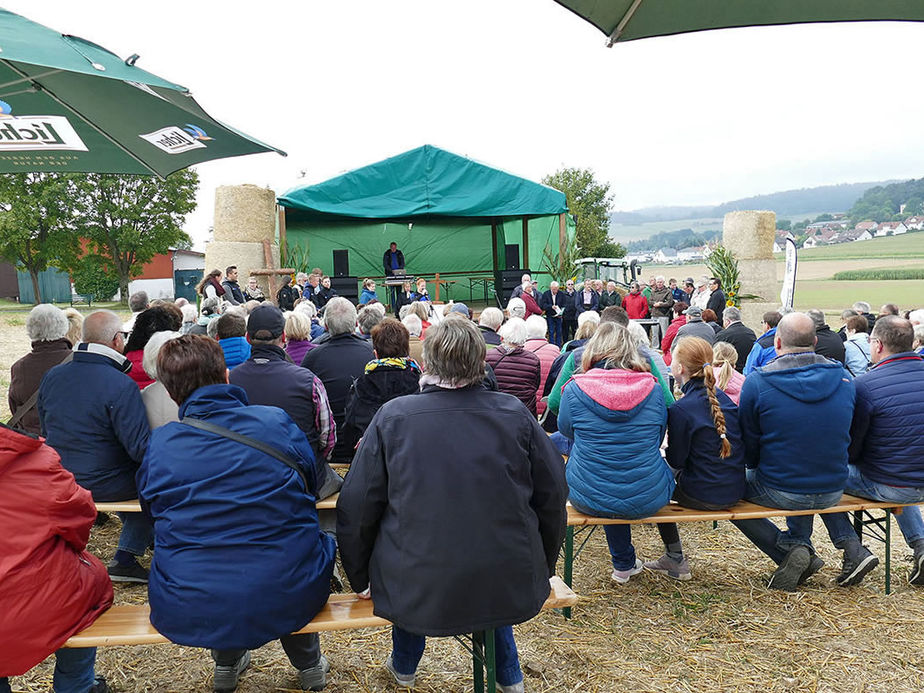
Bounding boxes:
731 312 855 591
808 309 846 365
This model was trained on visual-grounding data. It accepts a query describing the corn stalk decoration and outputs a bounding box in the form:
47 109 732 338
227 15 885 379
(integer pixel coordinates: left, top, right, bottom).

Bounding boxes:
541 236 581 285
705 244 761 307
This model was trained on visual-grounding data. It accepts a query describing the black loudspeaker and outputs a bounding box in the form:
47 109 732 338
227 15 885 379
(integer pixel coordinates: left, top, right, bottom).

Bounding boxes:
504 244 520 270
330 276 359 303
332 249 349 278
493 268 530 308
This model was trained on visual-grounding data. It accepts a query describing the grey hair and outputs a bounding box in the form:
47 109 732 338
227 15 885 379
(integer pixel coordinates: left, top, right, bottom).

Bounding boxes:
422 317 486 387
806 308 826 329
909 309 924 326
549 281 559 289
913 324 924 348
625 320 649 347
479 307 504 331
402 314 423 337
655 275 665 282
82 310 123 344
296 272 309 282
142 330 182 380
499 317 528 347
26 304 69 342
409 301 430 322
367 302 387 317
294 300 318 319
323 297 358 336
128 291 149 313
871 315 914 354
852 301 871 313
285 311 312 341
525 314 547 339
180 304 198 323
398 304 412 320
723 306 741 323
200 296 220 316
174 297 189 308
577 310 600 327
207 317 221 340
358 305 384 335
506 297 526 319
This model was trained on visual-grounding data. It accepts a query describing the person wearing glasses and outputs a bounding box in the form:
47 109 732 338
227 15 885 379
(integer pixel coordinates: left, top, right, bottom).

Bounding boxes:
37 309 153 584
562 279 578 343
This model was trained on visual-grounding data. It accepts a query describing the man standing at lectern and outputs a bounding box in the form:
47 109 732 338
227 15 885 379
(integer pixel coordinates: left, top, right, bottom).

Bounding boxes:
383 242 405 313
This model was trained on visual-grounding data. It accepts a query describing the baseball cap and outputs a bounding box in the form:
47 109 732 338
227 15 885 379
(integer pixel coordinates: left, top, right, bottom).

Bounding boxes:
247 304 285 339
684 277 694 285
449 302 470 316
684 306 703 318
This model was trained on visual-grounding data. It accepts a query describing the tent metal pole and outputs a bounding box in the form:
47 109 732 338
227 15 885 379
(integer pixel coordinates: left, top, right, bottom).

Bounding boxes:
522 218 529 269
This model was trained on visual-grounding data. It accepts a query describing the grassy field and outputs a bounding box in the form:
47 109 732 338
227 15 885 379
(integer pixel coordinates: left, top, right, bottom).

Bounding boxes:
610 212 831 244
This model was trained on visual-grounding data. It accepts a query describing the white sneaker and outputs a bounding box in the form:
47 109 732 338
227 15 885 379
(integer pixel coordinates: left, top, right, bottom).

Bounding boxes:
611 558 644 584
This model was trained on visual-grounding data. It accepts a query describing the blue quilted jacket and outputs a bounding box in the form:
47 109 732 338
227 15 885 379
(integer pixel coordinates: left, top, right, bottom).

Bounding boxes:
558 367 673 518
850 352 924 486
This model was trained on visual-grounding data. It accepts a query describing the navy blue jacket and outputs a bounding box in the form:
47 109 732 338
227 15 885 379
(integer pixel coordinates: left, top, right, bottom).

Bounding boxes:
667 380 745 507
539 289 568 321
138 385 335 650
849 352 924 486
38 344 150 501
738 353 854 494
574 290 599 315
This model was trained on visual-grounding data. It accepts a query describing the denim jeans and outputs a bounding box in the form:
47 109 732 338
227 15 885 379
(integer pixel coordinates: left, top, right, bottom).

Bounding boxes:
213 632 320 669
547 317 563 347
117 512 154 556
821 464 924 549
570 498 644 572
0 647 97 693
391 625 523 687
732 468 843 565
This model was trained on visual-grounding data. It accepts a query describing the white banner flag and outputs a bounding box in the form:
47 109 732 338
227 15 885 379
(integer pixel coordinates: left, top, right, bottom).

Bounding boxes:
780 237 798 309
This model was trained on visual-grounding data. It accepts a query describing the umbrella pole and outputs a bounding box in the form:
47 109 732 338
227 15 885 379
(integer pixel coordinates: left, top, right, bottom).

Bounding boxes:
2 60 164 178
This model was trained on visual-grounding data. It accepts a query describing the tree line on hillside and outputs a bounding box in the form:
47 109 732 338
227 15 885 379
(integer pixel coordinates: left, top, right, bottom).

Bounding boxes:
848 177 924 223
0 171 198 304
626 228 721 252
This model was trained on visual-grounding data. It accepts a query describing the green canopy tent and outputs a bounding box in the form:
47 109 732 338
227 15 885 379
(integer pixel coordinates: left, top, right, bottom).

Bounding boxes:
552 1 924 46
278 145 575 306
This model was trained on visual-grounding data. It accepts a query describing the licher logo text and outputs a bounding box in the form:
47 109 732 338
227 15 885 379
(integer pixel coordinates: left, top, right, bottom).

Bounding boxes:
0 100 89 152
140 125 209 154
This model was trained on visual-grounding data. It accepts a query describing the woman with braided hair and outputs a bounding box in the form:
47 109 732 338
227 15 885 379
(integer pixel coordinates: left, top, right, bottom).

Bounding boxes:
712 341 746 405
644 336 746 581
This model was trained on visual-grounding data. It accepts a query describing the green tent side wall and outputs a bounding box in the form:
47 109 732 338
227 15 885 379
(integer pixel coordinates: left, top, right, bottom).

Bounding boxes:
284 213 576 305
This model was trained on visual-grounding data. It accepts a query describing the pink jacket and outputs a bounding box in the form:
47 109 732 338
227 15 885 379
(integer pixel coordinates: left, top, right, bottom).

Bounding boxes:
525 338 561 415
718 369 745 405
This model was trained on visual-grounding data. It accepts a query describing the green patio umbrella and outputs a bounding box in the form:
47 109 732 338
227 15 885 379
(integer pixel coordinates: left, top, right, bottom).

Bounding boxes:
0 8 285 176
553 1 924 46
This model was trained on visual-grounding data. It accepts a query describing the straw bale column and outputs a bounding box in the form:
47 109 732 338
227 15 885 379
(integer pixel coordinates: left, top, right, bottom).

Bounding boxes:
203 185 279 298
722 211 779 331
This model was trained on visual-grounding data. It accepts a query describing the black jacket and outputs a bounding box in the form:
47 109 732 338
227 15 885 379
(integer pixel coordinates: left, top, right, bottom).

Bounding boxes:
539 289 568 320
315 286 337 310
277 284 297 311
337 385 567 636
715 321 757 372
706 289 727 324
478 325 502 346
383 249 405 276
815 325 846 365
302 333 374 463
342 360 421 451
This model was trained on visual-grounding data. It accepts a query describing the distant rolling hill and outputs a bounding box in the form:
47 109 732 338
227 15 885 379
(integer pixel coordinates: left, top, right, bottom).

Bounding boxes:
611 180 898 239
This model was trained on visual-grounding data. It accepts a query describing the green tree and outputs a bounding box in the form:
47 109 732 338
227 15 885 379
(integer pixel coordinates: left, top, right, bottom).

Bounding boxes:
75 171 198 303
72 255 120 301
813 213 833 222
776 219 792 232
0 173 82 304
542 168 614 256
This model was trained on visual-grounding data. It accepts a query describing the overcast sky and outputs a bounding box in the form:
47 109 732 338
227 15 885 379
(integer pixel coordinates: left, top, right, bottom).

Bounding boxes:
7 1 924 246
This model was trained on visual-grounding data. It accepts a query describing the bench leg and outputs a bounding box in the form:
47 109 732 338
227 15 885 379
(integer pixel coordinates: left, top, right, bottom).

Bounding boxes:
472 632 484 693
853 509 863 537
563 526 574 619
485 629 496 693
886 509 892 595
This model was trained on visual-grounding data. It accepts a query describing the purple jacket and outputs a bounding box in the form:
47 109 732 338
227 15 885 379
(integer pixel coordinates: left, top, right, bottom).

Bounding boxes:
286 339 316 365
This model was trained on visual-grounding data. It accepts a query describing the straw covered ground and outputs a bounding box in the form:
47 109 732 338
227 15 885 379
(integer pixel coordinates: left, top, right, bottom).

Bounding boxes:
4 313 924 692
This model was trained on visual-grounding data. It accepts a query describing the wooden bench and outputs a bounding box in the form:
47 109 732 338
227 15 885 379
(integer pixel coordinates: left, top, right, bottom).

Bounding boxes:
563 494 915 614
95 492 340 514
64 576 578 693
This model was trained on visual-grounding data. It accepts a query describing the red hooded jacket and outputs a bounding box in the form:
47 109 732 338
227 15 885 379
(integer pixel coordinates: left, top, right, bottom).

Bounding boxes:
0 426 113 676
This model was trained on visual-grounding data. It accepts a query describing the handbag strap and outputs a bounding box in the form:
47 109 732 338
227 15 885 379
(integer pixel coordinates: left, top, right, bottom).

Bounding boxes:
181 417 311 495
7 352 73 430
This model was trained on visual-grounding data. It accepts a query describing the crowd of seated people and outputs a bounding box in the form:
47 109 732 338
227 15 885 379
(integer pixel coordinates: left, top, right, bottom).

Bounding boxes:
4 278 924 692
